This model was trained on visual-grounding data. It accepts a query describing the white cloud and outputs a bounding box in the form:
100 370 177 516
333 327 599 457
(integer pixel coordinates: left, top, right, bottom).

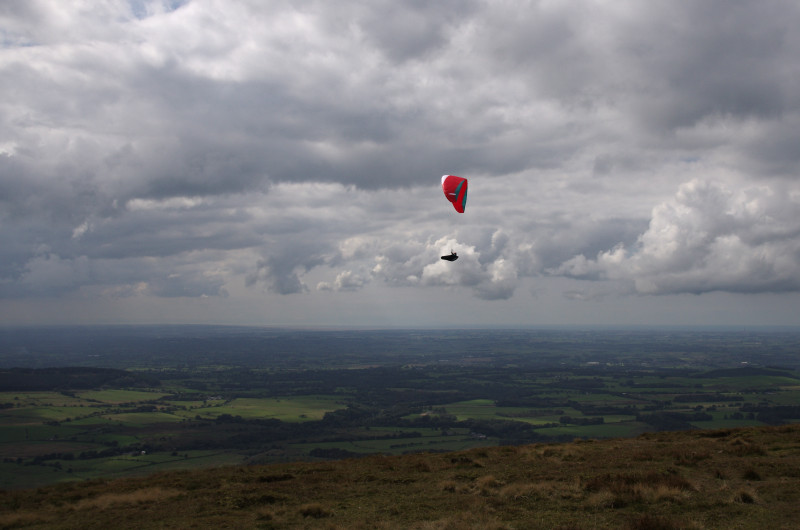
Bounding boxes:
555 179 800 295
317 270 369 292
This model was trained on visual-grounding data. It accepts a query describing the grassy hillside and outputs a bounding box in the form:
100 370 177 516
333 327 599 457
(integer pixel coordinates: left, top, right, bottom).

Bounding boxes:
2 424 800 529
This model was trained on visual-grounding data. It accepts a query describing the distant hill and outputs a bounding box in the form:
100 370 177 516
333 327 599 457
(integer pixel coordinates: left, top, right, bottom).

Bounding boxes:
2 424 799 529
0 367 158 391
697 366 798 379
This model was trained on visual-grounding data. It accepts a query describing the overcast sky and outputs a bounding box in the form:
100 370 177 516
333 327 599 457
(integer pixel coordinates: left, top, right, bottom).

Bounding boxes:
2 0 800 328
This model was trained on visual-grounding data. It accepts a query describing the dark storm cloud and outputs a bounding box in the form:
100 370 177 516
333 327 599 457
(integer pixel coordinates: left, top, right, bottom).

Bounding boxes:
247 242 329 295
347 0 479 63
627 1 795 129
473 1 800 170
0 251 227 299
534 217 649 271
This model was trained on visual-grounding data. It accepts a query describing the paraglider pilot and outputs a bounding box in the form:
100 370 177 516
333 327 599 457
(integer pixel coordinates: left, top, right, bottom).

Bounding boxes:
441 251 458 262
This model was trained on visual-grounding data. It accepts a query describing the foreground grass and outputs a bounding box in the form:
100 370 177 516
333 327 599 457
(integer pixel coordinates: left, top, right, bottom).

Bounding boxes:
2 424 800 529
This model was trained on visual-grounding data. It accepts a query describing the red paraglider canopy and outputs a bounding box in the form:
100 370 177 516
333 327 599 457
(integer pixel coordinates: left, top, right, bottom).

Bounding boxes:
441 175 468 213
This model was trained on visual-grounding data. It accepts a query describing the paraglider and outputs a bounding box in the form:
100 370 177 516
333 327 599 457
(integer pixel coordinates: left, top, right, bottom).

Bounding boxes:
440 175 467 262
441 175 468 213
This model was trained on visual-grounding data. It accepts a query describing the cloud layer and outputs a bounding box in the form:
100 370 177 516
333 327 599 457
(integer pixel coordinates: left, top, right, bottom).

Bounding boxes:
554 179 800 294
2 0 800 325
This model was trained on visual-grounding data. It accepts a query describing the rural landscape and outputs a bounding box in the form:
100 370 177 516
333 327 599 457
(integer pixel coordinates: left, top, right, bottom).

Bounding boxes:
5 0 800 527
1 326 799 492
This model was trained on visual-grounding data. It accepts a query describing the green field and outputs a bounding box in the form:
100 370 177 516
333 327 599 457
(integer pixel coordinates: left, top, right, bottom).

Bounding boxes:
105 411 184 426
181 395 345 422
541 423 645 438
78 389 170 403
289 426 496 457
3 327 800 489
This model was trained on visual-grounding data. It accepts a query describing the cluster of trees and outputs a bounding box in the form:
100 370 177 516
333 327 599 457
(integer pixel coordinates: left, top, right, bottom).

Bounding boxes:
0 367 158 391
559 416 604 426
740 405 800 425
24 444 150 464
153 401 572 455
636 411 713 431
673 393 743 403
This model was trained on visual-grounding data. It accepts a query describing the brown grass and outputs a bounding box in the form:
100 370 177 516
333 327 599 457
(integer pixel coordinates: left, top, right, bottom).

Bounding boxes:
0 511 49 529
732 489 758 504
71 486 183 510
1 424 799 529
475 474 502 493
298 502 333 518
411 511 511 530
